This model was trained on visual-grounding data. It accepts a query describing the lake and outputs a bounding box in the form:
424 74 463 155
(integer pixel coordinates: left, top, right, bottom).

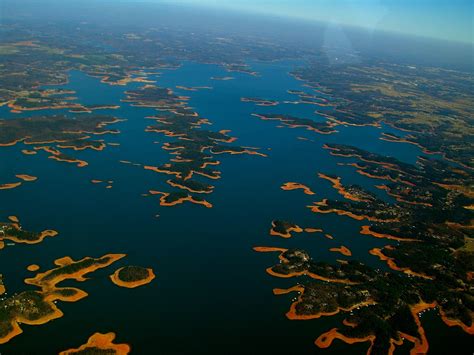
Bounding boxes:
0 61 470 354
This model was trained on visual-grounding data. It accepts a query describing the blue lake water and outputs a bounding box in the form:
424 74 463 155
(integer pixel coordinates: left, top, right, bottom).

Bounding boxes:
0 61 471 354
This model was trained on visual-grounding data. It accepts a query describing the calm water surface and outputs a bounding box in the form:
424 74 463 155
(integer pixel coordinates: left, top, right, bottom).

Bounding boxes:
0 62 470 354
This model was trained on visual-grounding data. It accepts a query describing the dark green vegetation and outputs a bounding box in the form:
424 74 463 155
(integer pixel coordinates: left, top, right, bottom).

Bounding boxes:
0 290 62 338
0 115 121 167
252 113 337 134
293 61 474 168
0 12 306 106
37 256 119 284
116 266 150 283
286 90 329 106
1 5 473 354
262 141 474 353
223 63 258 76
270 220 301 237
126 85 264 207
241 97 278 106
161 191 209 206
0 254 124 343
270 247 472 354
166 178 214 194
0 115 119 146
0 221 56 247
1 224 40 242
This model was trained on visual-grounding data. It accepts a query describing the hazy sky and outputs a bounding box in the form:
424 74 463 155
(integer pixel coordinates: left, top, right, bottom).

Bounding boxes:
155 0 473 44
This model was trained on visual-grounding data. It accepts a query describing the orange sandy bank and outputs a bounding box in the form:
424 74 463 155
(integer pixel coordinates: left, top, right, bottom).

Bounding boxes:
304 228 323 233
27 264 40 272
0 138 26 147
438 308 474 335
21 149 37 155
166 179 214 194
1 229 58 246
309 199 399 223
315 328 376 354
398 301 437 355
7 102 83 113
0 254 126 345
59 332 131 355
324 148 418 186
34 146 89 167
360 225 418 242
8 216 19 223
270 221 303 239
353 165 416 187
110 267 155 288
329 246 352 257
435 183 474 199
312 301 438 354
253 246 288 253
251 113 336 135
15 174 38 182
275 286 374 320
376 185 432 207
380 133 440 155
266 265 357 284
144 165 221 181
25 254 126 290
369 248 433 280
200 160 220 169
318 173 370 202
281 182 315 195
0 182 22 190
254 247 358 284
0 292 81 345
210 147 268 157
49 155 88 168
57 142 106 151
149 190 212 208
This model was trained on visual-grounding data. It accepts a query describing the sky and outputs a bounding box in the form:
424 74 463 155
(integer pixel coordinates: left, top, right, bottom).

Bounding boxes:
154 0 473 44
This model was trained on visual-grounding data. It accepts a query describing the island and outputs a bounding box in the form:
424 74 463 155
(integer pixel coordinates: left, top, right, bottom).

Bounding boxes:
110 266 155 288
59 332 131 354
292 60 474 169
318 173 376 202
122 85 265 208
149 190 213 208
251 113 337 135
27 264 40 272
285 89 330 106
15 174 38 182
0 254 125 344
258 245 473 354
329 246 352 257
281 182 315 195
241 97 279 106
255 139 473 353
0 218 58 249
270 220 303 239
223 63 258 76
0 115 123 168
210 76 235 81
